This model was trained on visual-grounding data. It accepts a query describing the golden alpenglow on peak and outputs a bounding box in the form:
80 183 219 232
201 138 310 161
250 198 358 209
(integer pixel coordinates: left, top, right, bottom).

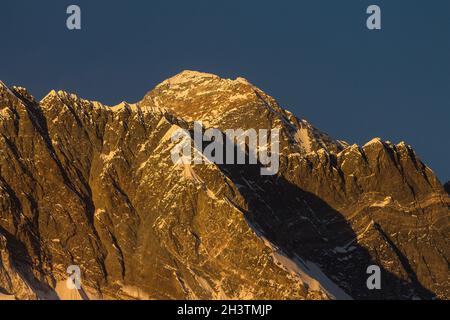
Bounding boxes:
0 73 448 301
1 1 449 311
162 70 220 85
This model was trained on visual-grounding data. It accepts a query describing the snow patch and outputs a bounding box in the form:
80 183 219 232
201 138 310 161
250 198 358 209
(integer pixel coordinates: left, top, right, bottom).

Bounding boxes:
295 127 312 153
101 150 118 162
54 281 89 300
160 70 219 87
246 220 352 300
370 196 393 208
182 164 203 184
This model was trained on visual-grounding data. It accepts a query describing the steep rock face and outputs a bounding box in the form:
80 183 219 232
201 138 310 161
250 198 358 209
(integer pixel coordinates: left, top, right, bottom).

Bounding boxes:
0 80 322 299
143 71 346 156
0 234 37 300
0 72 448 300
269 139 449 298
445 182 450 195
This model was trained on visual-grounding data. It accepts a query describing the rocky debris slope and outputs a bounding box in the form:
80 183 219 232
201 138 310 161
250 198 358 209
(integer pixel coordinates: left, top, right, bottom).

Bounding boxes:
0 72 448 300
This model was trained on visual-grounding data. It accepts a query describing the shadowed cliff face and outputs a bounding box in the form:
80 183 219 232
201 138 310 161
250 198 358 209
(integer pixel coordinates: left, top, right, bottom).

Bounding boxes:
445 182 450 195
0 71 449 300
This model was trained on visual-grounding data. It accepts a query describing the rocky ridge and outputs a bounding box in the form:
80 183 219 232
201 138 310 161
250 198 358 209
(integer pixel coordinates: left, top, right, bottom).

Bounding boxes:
0 72 448 300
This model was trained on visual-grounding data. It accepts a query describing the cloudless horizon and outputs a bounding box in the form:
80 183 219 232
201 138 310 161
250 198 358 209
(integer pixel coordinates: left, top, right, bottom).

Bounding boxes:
1 0 449 182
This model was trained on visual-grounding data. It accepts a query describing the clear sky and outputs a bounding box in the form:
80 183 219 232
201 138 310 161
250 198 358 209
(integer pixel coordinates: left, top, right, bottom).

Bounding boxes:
1 0 449 182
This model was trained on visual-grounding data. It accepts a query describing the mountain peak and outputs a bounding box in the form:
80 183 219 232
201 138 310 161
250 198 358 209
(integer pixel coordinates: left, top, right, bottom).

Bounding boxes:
0 74 449 300
363 137 383 148
40 89 58 102
157 70 220 87
141 70 262 123
154 70 253 91
41 89 79 103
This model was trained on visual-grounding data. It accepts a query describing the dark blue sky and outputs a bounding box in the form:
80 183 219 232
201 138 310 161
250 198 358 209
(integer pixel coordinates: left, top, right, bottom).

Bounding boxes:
1 0 449 182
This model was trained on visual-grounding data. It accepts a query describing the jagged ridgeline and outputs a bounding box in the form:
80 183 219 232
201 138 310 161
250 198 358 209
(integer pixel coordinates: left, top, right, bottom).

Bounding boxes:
0 71 448 300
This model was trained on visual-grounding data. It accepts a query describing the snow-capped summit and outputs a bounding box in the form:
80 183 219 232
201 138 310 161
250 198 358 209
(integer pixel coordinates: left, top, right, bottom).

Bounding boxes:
158 70 220 87
0 74 448 300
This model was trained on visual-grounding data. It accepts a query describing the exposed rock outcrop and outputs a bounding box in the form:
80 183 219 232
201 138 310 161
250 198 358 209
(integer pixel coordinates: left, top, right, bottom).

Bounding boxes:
0 72 448 300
